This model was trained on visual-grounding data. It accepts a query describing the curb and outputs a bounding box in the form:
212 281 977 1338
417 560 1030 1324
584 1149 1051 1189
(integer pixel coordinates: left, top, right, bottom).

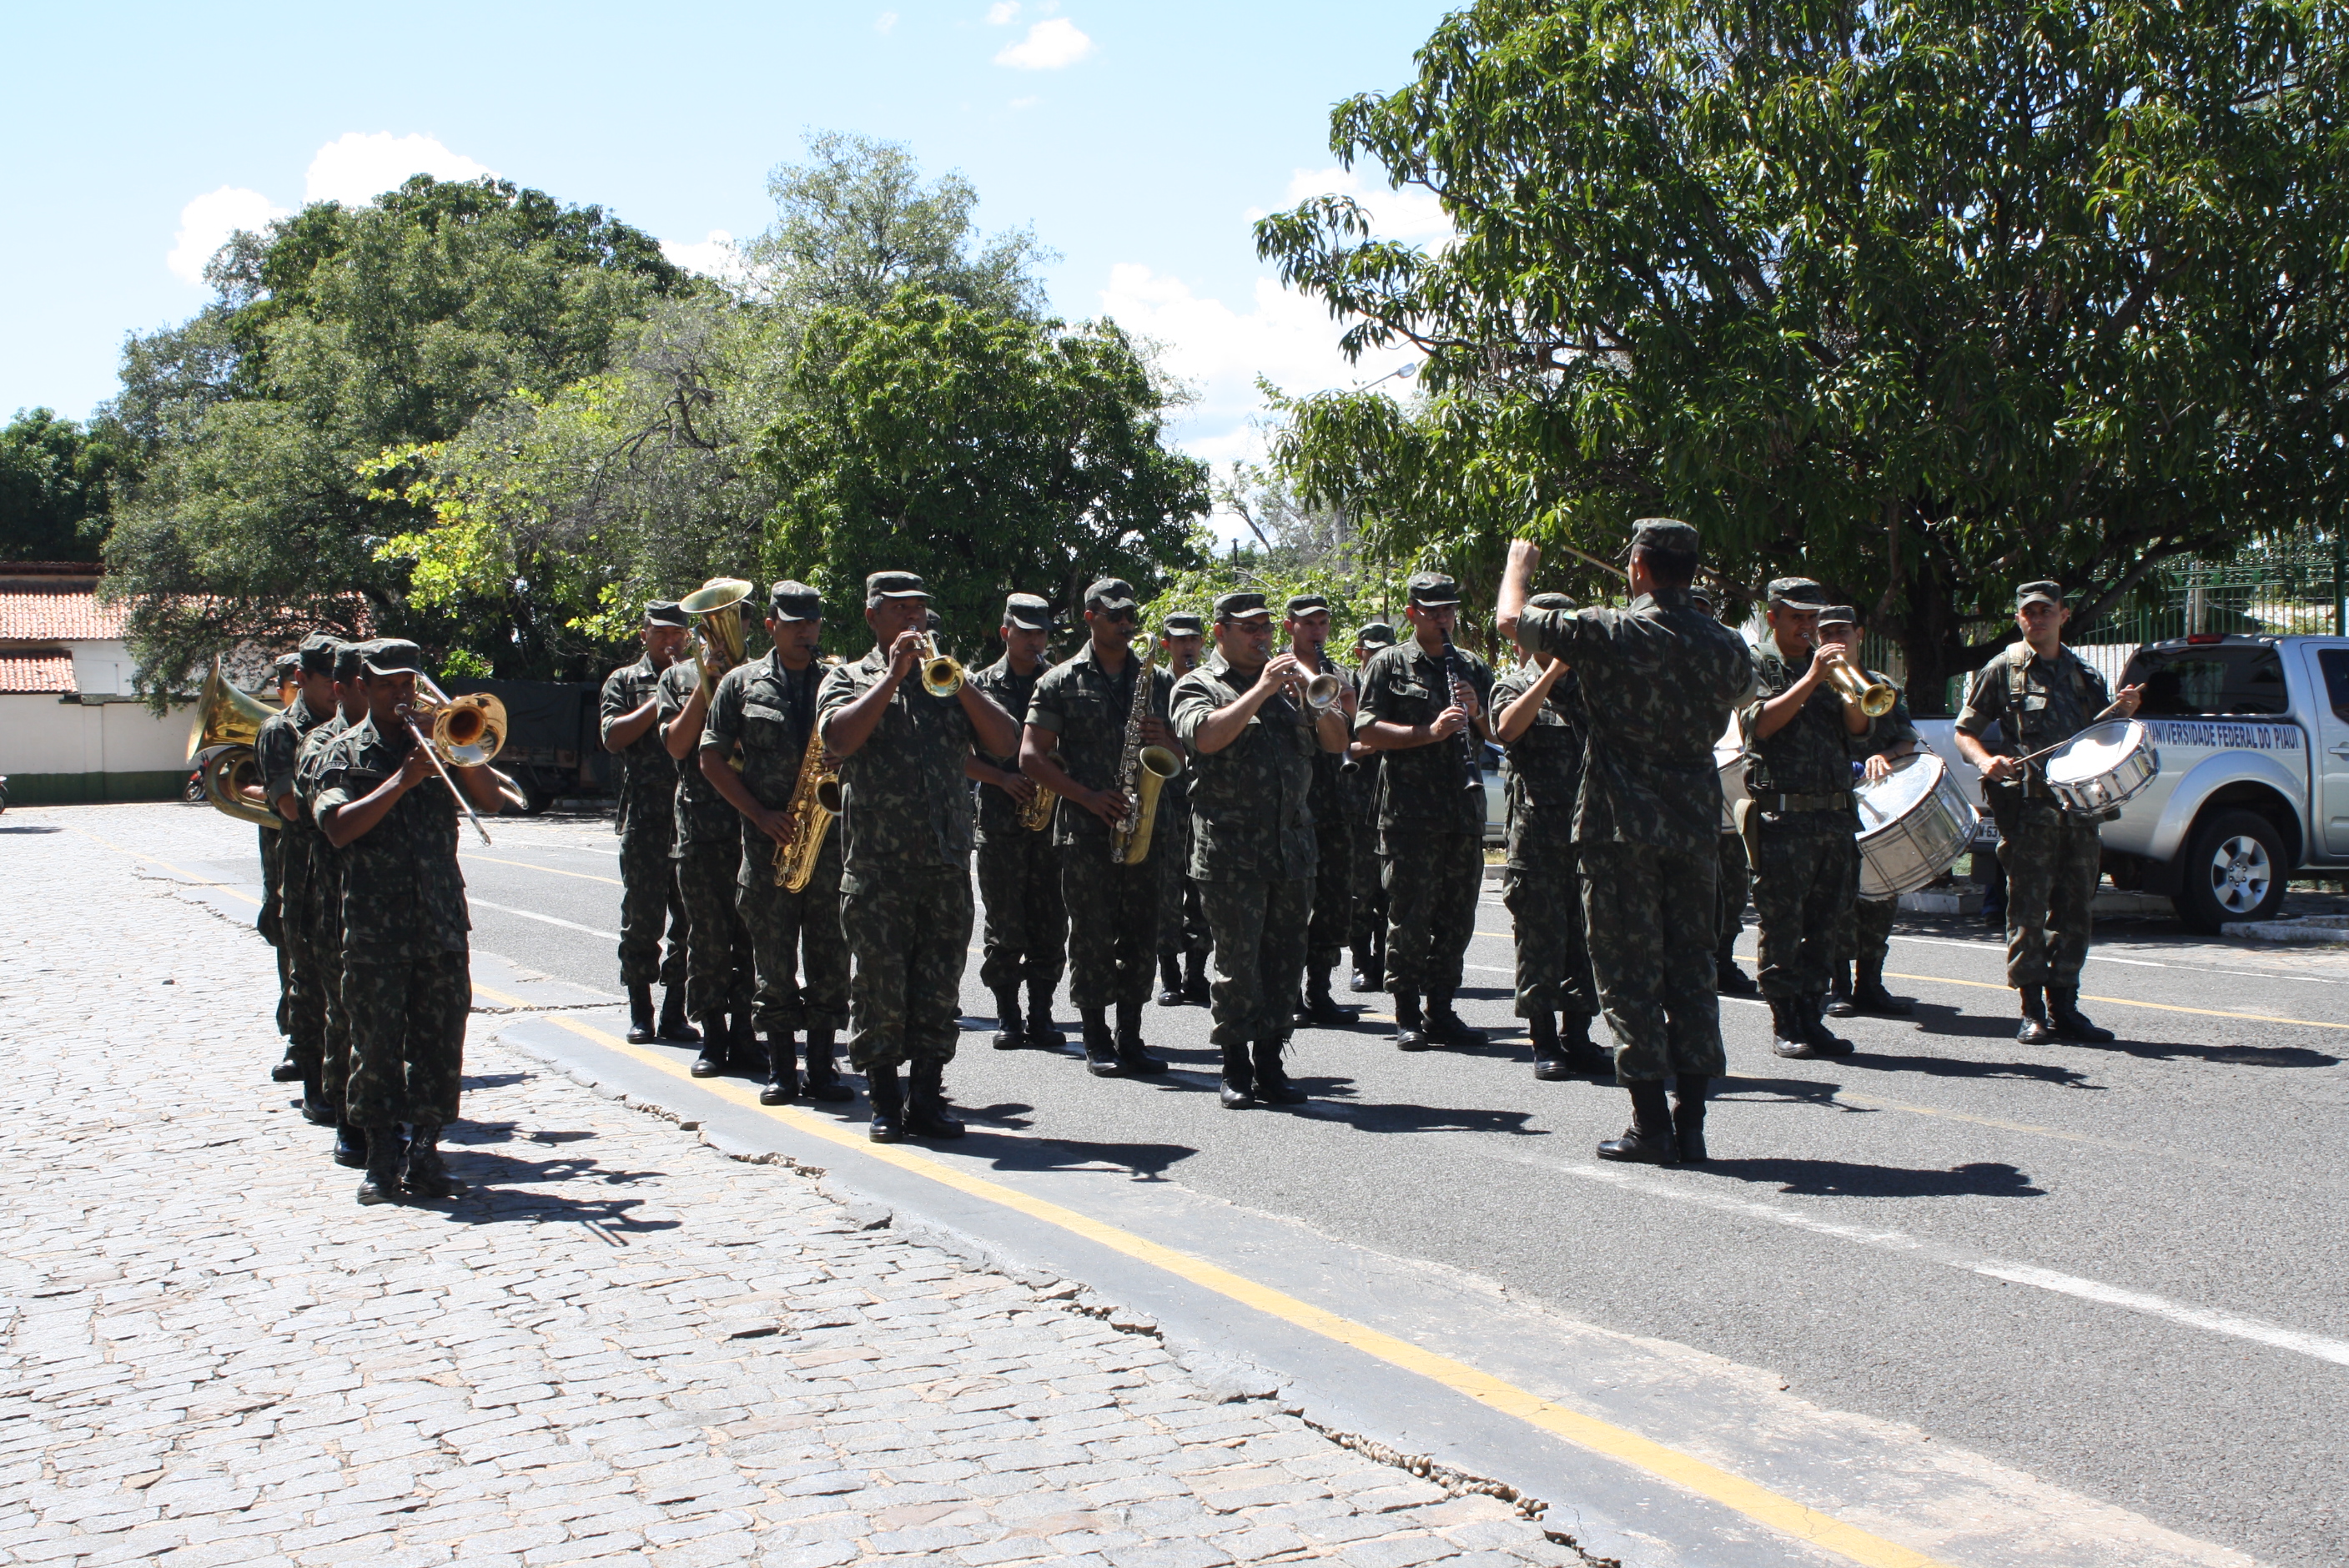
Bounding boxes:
2220 917 2349 943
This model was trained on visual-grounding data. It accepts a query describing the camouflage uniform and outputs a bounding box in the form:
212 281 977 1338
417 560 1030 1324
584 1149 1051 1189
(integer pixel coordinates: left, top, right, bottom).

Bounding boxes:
1515 589 1753 1082
1356 637 1493 998
817 646 986 1069
1834 673 1919 975
1026 641 1174 1013
1716 832 1751 967
969 655 1066 997
1957 642 2114 990
1154 769 1210 964
294 709 354 1114
1170 651 1320 1049
703 651 849 1038
1743 642 1863 1001
1491 661 1597 1023
661 660 755 1031
254 688 334 1076
599 654 687 992
313 715 473 1129
1343 751 1386 972
1298 659 1357 976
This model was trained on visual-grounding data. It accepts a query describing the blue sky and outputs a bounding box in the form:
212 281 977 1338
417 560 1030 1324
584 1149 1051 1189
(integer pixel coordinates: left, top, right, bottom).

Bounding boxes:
5 0 1449 506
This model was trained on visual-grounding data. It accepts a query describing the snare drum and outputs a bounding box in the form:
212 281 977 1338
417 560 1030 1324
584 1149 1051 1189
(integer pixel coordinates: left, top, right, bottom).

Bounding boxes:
1854 752 1979 899
2041 720 2159 817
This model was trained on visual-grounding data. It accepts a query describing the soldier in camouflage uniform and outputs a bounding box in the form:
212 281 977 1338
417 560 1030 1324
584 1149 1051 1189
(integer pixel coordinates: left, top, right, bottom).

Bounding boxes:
296 640 371 1169
1282 594 1361 1028
258 650 301 1063
817 570 1024 1142
968 594 1069 1050
1500 521 1753 1164
598 601 696 1046
1022 578 1176 1077
700 581 855 1106
1743 577 1872 1061
1356 573 1495 1051
1173 591 1351 1107
1154 612 1213 1008
253 635 343 1115
1955 580 2143 1043
660 621 757 1073
1689 588 1758 996
1343 622 1395 993
1491 596 1607 1079
314 640 507 1204
1817 606 1920 1018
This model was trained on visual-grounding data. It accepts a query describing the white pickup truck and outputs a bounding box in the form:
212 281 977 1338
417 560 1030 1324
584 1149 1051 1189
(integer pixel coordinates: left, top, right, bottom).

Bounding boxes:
1916 633 2348 932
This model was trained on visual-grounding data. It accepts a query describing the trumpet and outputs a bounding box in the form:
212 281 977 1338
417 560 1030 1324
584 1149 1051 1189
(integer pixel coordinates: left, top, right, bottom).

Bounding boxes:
1816 645 1897 717
916 632 963 698
680 577 753 691
1295 670 1344 714
187 657 283 829
397 672 517 845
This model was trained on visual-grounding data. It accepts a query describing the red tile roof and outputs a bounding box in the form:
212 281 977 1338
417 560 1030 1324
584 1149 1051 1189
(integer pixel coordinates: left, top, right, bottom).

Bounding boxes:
0 650 75 694
0 588 125 641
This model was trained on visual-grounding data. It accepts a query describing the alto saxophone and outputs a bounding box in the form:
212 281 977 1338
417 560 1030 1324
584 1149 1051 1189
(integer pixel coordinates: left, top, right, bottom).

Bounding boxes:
1017 754 1059 832
776 721 843 891
1109 637 1183 865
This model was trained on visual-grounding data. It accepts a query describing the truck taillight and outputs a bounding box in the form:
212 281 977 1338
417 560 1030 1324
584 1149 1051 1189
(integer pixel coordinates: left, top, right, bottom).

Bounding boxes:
2185 633 2226 644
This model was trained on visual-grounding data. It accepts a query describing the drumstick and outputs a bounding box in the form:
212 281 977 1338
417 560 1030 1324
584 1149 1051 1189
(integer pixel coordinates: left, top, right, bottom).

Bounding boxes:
2002 701 2137 771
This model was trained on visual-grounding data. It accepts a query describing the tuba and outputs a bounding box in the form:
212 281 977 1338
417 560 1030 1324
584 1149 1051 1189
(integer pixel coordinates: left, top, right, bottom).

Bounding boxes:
681 577 754 691
188 658 284 829
776 721 844 892
1109 637 1182 865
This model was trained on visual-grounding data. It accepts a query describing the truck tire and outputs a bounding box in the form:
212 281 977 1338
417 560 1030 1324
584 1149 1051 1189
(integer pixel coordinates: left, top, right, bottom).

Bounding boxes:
510 766 552 817
2172 809 2287 932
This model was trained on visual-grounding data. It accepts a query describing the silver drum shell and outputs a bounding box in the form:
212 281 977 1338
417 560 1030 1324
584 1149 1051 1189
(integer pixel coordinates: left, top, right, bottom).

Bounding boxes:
1856 754 1980 900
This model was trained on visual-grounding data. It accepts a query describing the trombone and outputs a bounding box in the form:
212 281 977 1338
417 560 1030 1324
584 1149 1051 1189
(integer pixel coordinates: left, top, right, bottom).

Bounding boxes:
679 577 754 691
398 673 520 845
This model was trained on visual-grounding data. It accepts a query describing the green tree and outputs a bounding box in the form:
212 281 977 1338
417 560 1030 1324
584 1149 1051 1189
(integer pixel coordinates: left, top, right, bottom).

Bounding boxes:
1258 0 2349 693
763 288 1210 656
0 408 128 561
100 174 687 701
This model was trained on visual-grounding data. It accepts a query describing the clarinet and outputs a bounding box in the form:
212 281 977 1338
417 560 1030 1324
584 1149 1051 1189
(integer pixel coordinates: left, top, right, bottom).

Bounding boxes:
1440 628 1484 793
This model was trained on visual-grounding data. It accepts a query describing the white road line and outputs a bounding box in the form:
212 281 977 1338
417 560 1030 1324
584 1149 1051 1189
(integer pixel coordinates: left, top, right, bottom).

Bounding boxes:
1503 1152 2349 1369
468 897 620 942
1882 929 2348 986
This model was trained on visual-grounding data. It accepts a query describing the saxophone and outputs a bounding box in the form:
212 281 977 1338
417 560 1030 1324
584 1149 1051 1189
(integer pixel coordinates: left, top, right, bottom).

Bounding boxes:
1017 756 1059 831
777 668 846 891
1109 637 1183 865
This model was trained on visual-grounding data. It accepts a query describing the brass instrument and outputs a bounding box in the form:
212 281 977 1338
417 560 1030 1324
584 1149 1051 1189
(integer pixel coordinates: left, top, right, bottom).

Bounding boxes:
1018 751 1062 832
777 722 843 891
1109 636 1182 865
397 672 514 845
916 632 963 698
1297 669 1344 713
188 658 284 829
680 577 754 691
1818 646 1897 718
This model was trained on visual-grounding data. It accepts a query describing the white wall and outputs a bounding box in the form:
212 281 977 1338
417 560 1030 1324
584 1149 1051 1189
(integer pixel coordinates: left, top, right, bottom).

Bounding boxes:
0 696 192 776
67 640 134 697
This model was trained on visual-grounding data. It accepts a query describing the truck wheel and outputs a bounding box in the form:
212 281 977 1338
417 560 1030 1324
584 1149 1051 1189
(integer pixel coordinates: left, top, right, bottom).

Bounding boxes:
2173 809 2286 932
510 766 551 817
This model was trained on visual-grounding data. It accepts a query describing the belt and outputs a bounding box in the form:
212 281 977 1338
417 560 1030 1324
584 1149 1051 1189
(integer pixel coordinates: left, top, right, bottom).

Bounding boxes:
1753 790 1854 813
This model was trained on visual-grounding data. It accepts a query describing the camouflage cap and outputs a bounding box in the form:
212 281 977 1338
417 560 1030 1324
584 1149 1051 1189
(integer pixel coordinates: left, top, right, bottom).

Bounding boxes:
1002 593 1053 632
2016 580 2065 610
864 570 928 606
1213 591 1272 621
296 633 342 675
333 640 371 680
1084 577 1139 613
1815 604 1859 629
272 651 302 676
1285 593 1330 617
768 580 822 623
643 600 689 628
1627 517 1701 558
361 639 425 676
1405 571 1461 607
1160 611 1205 637
1766 576 1829 610
1355 621 1396 649
1527 592 1577 612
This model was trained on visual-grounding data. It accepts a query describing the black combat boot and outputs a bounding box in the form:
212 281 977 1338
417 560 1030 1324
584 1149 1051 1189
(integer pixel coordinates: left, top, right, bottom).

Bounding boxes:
867 1063 906 1142
1392 990 1430 1051
990 988 1024 1050
1251 1036 1309 1104
1349 944 1378 993
801 1028 855 1103
2047 988 2115 1043
1851 958 1913 1016
1180 950 1210 1005
1715 955 1760 996
1800 994 1855 1057
1769 995 1818 1058
1825 962 1858 1018
2016 986 2056 1044
691 1014 728 1078
299 1071 335 1126
1672 1074 1710 1163
356 1126 405 1205
332 1122 367 1169
1079 1008 1119 1076
402 1124 466 1199
626 982 657 1044
271 1048 305 1083
904 1059 966 1138
1425 990 1484 1048
1025 981 1068 1050
1597 1082 1681 1164
760 1029 798 1105
1218 1041 1256 1109
1527 1011 1568 1080
1114 1001 1166 1073
655 987 699 1043
1560 1012 1611 1076
1296 968 1354 1028
1157 954 1185 1006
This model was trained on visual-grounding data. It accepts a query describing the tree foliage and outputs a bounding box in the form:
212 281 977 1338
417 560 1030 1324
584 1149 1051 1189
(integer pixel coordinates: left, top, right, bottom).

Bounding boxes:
1 408 128 561
764 289 1210 656
1258 0 2349 691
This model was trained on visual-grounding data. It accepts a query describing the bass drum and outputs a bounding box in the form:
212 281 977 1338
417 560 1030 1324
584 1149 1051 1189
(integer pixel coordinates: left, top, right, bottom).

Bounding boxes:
1855 752 1979 899
1716 716 1748 833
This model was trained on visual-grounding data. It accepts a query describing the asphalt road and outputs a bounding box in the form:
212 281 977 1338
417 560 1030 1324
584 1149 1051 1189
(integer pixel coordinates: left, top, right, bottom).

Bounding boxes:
62 799 2349 1566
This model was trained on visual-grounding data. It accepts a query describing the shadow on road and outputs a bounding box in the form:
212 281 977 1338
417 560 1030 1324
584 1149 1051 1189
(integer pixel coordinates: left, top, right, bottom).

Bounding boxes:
1703 1157 2044 1199
0 824 63 834
981 1133 1200 1182
1836 1049 2102 1089
1325 1101 1550 1137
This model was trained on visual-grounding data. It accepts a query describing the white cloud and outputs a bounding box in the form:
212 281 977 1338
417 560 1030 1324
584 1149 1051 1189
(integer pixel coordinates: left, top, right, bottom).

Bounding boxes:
875 10 898 32
660 229 745 283
166 186 288 283
985 1 1019 21
993 16 1092 68
304 132 495 207
1283 164 1451 243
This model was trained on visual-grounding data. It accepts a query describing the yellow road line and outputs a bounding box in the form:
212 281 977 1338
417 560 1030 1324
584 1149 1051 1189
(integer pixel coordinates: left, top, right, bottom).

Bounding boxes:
1881 971 2349 1031
465 853 623 887
71 827 263 907
486 991 1950 1568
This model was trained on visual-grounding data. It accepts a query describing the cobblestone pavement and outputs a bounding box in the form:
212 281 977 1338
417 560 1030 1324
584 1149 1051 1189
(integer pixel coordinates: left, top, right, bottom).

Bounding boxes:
0 822 1581 1568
